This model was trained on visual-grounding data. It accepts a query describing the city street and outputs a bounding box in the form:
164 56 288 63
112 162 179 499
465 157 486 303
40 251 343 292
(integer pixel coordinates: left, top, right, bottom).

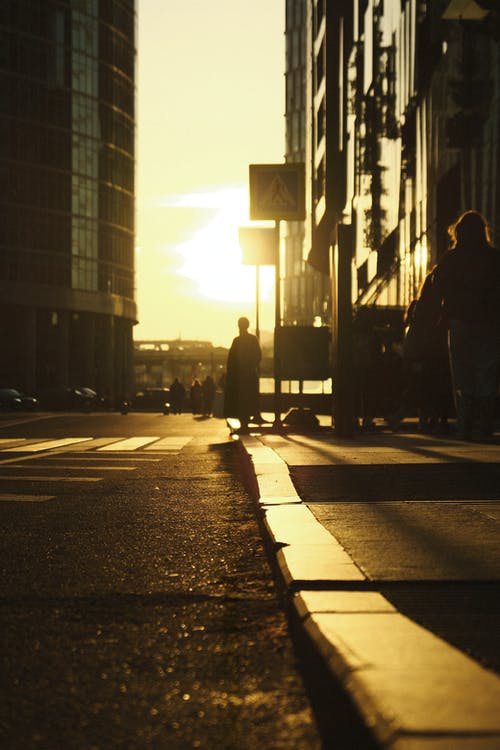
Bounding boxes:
0 411 322 750
2 410 500 749
4 4 500 748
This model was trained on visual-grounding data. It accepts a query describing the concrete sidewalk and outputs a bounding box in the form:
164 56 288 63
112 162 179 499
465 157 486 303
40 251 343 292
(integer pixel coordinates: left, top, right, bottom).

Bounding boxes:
238 425 500 750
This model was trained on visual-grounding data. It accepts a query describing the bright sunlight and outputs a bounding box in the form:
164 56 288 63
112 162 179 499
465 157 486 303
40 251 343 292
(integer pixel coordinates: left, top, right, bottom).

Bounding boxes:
157 186 275 303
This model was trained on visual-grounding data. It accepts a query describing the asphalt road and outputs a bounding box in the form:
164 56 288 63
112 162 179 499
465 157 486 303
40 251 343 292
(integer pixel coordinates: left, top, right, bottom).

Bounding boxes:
0 412 322 749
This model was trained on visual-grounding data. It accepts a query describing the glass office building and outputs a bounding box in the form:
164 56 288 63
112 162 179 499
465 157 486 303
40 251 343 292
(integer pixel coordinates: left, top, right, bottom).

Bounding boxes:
0 0 136 402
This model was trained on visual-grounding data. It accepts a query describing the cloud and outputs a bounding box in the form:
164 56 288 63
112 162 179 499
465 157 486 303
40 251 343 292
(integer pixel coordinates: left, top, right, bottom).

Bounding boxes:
153 185 247 210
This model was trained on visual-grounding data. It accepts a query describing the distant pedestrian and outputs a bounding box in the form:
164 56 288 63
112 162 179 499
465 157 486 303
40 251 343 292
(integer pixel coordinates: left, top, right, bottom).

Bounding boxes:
429 210 500 439
190 378 203 415
169 377 185 414
224 317 261 433
201 375 216 417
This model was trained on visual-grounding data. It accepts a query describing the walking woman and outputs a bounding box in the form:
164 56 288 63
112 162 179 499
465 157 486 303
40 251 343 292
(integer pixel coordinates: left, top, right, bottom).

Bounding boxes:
429 210 500 439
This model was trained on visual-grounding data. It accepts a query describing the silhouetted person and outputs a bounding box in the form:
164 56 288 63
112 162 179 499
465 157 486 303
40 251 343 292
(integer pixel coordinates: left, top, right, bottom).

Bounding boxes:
224 316 261 433
169 377 185 414
389 284 452 432
351 308 383 430
201 375 216 417
190 378 203 415
387 300 427 430
414 273 453 432
429 210 500 439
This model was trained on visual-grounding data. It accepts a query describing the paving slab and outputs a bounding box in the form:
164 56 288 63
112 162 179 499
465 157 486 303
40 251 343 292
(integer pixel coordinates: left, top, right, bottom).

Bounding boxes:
311 501 500 581
294 590 396 618
254 471 299 499
264 504 336 546
259 432 500 466
290 463 500 502
277 544 365 587
240 435 286 465
302 611 500 745
241 436 299 502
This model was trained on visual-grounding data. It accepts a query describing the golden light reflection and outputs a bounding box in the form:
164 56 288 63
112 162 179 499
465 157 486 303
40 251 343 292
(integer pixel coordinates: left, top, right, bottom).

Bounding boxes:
161 187 274 303
414 236 428 280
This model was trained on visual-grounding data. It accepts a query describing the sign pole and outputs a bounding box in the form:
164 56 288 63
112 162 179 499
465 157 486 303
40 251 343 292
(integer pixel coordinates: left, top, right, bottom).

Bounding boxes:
247 163 305 431
273 219 281 428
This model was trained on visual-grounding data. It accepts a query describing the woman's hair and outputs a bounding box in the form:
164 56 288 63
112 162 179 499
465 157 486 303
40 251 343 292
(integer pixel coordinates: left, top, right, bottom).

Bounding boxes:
404 299 418 326
448 210 492 249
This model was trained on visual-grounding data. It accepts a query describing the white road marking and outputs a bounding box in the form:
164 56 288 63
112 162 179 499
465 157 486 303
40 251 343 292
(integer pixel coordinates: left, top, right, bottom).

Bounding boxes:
97 437 160 451
41 455 161 462
145 436 191 450
55 437 127 451
6 438 93 453
0 436 191 467
0 493 55 502
0 434 188 499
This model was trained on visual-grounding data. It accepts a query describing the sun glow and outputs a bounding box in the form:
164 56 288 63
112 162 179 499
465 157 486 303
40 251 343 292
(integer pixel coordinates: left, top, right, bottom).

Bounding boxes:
164 187 274 303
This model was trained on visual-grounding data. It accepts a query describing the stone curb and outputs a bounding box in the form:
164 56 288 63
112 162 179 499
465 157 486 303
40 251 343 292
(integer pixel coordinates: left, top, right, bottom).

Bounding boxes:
238 434 500 750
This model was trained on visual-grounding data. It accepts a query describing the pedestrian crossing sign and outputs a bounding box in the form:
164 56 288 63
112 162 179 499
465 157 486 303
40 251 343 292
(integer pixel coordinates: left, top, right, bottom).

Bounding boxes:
249 163 305 220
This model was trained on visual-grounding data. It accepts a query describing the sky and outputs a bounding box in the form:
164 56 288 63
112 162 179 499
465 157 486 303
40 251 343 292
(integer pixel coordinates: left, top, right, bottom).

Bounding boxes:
135 1 285 348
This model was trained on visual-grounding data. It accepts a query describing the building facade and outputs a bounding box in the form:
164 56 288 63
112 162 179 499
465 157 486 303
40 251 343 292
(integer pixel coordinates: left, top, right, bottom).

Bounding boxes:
345 0 500 309
283 0 500 429
0 0 136 401
285 0 500 318
134 340 229 392
283 0 330 327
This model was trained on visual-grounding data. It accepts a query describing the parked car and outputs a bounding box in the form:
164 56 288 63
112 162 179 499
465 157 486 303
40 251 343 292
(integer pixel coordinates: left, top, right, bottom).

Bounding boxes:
0 388 40 411
131 388 170 414
38 386 98 412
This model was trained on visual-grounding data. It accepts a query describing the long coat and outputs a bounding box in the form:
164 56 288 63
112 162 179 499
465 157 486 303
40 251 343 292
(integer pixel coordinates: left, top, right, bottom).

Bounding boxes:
223 332 261 421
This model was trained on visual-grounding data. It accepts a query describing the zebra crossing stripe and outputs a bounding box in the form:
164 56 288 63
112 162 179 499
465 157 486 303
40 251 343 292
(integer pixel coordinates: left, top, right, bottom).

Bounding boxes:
41 455 161 462
7 438 93 453
0 436 192 456
0 493 55 502
145 437 191 450
97 437 159 451
55 437 127 451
